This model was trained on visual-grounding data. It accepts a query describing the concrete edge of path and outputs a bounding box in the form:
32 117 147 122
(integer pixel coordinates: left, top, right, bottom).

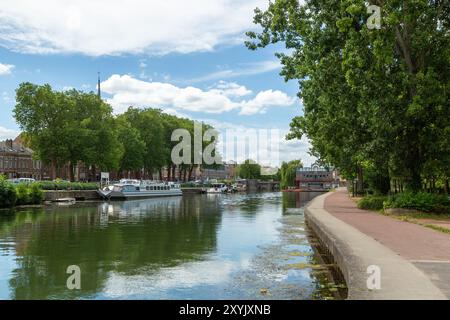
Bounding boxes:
304 192 447 300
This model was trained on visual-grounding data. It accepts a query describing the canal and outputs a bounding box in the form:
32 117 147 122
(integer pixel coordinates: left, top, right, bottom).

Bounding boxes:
0 192 345 300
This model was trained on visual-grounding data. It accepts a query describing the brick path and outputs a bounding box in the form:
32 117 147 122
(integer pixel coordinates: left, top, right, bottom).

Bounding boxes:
323 188 450 298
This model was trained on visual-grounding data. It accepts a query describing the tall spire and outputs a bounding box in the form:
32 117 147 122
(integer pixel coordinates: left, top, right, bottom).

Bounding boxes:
97 72 101 99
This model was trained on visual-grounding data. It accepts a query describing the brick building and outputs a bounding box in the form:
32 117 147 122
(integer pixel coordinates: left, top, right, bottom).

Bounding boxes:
0 138 44 180
295 165 339 190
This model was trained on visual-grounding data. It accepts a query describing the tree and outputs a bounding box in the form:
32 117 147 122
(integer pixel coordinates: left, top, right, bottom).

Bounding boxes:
122 107 166 179
280 160 303 189
246 0 450 193
115 117 146 177
237 160 261 179
14 84 123 180
14 83 75 179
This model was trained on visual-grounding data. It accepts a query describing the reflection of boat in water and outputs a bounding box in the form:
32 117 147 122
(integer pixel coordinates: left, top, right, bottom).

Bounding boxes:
100 196 183 218
98 179 182 200
206 183 229 193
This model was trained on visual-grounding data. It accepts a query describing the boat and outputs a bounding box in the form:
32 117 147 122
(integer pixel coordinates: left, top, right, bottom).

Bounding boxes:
231 182 247 192
53 197 76 204
206 183 229 193
98 179 182 200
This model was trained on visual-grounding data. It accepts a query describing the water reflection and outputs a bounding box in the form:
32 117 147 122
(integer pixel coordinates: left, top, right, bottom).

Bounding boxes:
0 192 339 300
0 196 221 299
282 191 326 213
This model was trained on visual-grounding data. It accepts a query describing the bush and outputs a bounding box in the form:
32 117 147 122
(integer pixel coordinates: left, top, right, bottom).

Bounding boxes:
384 192 450 214
29 183 44 204
0 179 17 208
15 183 31 206
36 181 98 191
357 195 387 211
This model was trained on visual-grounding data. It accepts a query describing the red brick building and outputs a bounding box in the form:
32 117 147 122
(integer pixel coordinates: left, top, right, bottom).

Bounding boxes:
295 165 338 190
0 138 44 179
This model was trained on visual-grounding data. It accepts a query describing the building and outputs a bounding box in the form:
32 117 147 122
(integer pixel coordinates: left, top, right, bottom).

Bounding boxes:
295 165 339 190
200 162 237 181
0 138 44 180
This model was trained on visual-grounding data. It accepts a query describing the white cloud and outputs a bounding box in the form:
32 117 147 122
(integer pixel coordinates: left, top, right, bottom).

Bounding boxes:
101 74 296 115
239 90 295 115
209 81 252 98
0 0 268 56
0 126 20 140
190 60 281 83
0 63 14 75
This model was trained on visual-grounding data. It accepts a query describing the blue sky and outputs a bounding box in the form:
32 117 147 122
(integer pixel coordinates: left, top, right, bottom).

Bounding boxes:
0 0 314 165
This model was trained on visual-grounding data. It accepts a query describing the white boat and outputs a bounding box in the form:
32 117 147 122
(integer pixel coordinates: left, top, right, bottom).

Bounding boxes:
206 183 229 193
98 179 182 200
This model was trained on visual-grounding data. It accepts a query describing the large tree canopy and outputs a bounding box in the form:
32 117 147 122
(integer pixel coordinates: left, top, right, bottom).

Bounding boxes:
247 0 449 193
13 83 220 181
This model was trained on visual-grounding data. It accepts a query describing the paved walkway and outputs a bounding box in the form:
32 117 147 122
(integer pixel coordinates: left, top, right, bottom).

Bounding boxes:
323 188 450 298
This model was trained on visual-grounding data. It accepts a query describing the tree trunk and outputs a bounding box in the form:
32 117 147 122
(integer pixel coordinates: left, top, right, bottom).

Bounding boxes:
51 160 57 180
188 165 194 181
91 166 96 182
356 165 364 195
69 162 75 182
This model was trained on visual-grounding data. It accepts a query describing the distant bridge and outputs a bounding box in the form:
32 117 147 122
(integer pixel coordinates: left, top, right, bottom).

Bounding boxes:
246 180 280 192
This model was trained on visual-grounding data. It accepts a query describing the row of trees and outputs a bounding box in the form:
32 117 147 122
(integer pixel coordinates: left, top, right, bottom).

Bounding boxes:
13 83 218 181
247 0 449 194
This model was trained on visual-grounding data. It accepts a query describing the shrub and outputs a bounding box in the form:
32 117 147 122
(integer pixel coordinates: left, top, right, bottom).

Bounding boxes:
0 179 17 208
29 183 44 204
357 195 387 211
384 192 450 214
36 181 98 191
36 181 57 190
15 183 31 206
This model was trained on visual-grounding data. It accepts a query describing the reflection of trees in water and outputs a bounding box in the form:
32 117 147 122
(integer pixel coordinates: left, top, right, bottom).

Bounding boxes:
2 195 222 299
282 192 325 213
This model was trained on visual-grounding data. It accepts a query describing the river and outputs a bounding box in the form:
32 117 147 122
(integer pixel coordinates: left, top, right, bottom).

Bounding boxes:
0 192 344 300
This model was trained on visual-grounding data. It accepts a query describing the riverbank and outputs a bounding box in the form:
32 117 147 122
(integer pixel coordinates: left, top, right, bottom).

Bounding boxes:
305 188 450 299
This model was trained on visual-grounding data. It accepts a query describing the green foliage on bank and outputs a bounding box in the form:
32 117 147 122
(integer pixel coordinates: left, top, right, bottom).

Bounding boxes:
0 176 43 208
280 160 302 189
237 160 261 179
357 195 387 211
246 0 450 195
384 192 450 214
0 177 17 208
36 181 98 191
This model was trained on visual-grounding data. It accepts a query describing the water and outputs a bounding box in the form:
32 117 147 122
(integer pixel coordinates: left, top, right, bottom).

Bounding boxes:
0 192 344 300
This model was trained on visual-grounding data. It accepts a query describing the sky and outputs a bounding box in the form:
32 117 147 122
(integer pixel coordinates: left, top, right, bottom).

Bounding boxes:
0 0 315 166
